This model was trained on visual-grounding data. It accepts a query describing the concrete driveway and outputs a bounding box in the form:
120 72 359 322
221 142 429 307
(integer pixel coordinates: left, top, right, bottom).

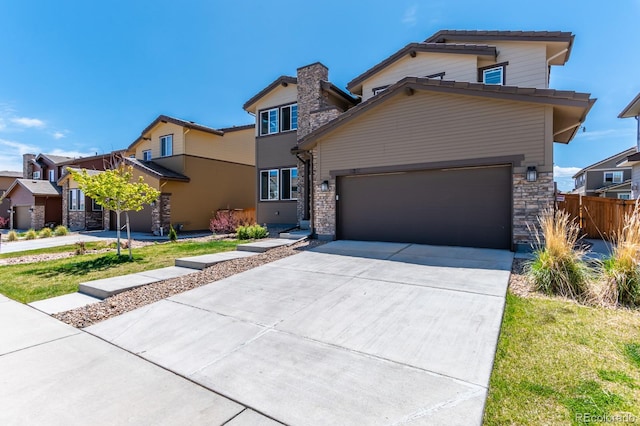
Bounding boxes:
88 240 513 425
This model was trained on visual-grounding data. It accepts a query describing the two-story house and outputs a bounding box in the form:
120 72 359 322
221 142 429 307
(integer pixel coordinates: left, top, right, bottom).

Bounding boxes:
616 93 640 198
285 30 594 251
122 115 255 233
0 171 22 225
243 68 358 228
571 148 634 199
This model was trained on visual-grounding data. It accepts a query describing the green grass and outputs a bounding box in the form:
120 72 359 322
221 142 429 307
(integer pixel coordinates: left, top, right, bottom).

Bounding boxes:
484 293 640 425
0 239 240 303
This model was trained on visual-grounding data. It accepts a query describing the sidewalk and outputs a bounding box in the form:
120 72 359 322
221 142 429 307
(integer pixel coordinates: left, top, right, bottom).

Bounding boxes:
0 294 263 425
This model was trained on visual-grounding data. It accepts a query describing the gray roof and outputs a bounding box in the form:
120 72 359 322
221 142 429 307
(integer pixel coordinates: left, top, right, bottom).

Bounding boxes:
37 154 74 165
425 30 574 43
5 179 61 197
124 158 190 182
572 147 636 178
619 93 640 118
0 171 22 178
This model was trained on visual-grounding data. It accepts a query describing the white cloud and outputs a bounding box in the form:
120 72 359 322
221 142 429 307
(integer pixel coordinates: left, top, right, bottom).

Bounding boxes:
574 127 635 141
402 5 418 26
554 165 582 177
0 139 38 172
10 117 45 128
52 131 66 140
48 148 96 158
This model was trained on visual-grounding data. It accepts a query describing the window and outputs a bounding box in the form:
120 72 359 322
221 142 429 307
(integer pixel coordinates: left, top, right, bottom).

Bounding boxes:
49 170 56 182
604 171 623 184
372 85 389 96
425 72 445 80
281 168 298 200
618 193 631 200
68 189 85 211
260 169 279 200
142 150 152 161
260 103 297 136
479 62 508 85
33 171 41 179
160 135 173 157
92 199 103 211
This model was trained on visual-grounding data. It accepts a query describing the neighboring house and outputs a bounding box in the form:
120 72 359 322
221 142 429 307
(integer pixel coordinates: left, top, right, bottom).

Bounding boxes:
617 93 640 198
571 147 634 199
1 179 62 230
58 168 111 231
243 67 358 227
0 171 22 223
124 115 255 233
22 153 73 182
280 30 594 251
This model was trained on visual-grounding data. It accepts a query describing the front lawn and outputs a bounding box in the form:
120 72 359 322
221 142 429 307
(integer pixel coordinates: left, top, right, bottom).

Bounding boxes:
484 292 640 425
0 239 240 303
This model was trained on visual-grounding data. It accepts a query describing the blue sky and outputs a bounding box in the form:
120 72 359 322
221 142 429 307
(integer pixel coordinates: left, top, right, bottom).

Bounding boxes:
1 1 639 191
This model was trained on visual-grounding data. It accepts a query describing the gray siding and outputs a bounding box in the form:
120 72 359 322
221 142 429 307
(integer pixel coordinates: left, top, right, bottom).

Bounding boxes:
315 91 550 180
585 168 632 192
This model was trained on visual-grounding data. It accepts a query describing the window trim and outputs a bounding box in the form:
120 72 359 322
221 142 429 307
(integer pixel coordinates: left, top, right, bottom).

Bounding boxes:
160 134 173 157
260 169 279 201
259 103 298 136
49 170 56 182
604 171 623 184
372 85 390 96
425 72 445 79
92 199 103 211
68 189 85 211
281 167 298 201
478 62 509 85
618 193 631 200
142 150 152 161
32 171 41 179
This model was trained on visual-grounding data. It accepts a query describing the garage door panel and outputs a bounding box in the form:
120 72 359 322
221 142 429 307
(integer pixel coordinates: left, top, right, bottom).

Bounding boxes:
337 166 511 249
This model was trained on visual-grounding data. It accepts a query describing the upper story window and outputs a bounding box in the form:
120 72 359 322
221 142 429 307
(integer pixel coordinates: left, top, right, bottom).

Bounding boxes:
33 171 41 179
259 103 298 136
604 171 623 184
142 150 152 161
479 62 508 86
49 170 56 182
160 135 173 157
425 72 445 80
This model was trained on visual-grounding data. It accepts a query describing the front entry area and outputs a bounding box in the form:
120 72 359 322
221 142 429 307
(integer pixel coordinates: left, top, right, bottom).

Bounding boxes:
336 165 512 249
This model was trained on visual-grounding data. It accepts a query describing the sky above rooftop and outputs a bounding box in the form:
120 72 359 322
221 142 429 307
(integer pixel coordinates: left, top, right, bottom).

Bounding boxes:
1 1 639 191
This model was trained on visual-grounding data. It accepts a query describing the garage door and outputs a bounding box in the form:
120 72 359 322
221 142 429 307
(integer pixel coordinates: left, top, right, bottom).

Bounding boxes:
14 206 31 230
336 165 511 249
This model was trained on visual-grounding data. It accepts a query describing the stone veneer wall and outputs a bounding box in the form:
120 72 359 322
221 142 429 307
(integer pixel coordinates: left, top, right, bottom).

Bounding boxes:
311 148 336 238
23 154 35 179
512 171 554 247
61 182 69 228
31 205 45 230
67 211 85 231
151 193 171 234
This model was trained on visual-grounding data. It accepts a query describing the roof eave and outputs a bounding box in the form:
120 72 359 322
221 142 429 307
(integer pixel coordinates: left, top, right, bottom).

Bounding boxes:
243 76 297 112
618 92 640 118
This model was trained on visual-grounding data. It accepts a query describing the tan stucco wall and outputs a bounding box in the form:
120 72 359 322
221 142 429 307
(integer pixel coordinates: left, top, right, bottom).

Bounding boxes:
164 156 255 231
186 127 255 166
132 122 185 160
313 90 553 180
249 84 298 136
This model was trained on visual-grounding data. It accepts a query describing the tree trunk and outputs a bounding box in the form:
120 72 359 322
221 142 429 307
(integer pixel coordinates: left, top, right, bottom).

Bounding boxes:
125 211 132 260
116 209 121 256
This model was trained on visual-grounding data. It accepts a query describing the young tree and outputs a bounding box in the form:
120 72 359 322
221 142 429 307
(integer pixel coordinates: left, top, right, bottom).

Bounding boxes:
69 165 160 259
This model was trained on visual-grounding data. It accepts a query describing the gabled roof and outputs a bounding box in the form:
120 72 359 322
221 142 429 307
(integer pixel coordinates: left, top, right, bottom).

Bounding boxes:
129 115 224 150
4 179 61 198
425 30 574 43
243 76 297 112
218 124 255 132
619 92 640 118
124 158 190 182
595 179 632 193
320 81 360 109
346 42 497 91
57 167 103 185
298 77 596 149
0 171 22 178
573 147 636 178
36 153 73 165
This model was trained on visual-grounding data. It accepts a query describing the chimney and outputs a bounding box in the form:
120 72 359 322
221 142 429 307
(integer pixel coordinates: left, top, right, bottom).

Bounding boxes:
296 62 339 140
23 153 35 179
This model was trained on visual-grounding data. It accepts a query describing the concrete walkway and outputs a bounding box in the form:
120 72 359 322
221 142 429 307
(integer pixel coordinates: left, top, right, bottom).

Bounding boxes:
0 233 106 254
87 240 513 425
0 294 276 425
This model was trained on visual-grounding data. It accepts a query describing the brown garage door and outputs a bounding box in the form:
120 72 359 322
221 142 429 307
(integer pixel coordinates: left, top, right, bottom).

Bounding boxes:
14 206 31 230
336 165 511 249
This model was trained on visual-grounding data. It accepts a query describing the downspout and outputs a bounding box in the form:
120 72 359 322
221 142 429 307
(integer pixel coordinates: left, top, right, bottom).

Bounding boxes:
546 48 568 86
182 128 190 173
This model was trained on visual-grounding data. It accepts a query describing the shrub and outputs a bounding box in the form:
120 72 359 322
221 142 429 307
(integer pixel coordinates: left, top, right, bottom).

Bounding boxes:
75 241 86 255
24 229 37 240
6 230 18 241
210 209 254 234
54 225 68 236
600 203 640 307
0 216 9 229
525 208 590 300
168 225 178 242
236 224 268 240
38 227 52 238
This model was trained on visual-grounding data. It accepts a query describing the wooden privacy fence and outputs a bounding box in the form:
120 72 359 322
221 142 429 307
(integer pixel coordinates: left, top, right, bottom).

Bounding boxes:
556 194 637 239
